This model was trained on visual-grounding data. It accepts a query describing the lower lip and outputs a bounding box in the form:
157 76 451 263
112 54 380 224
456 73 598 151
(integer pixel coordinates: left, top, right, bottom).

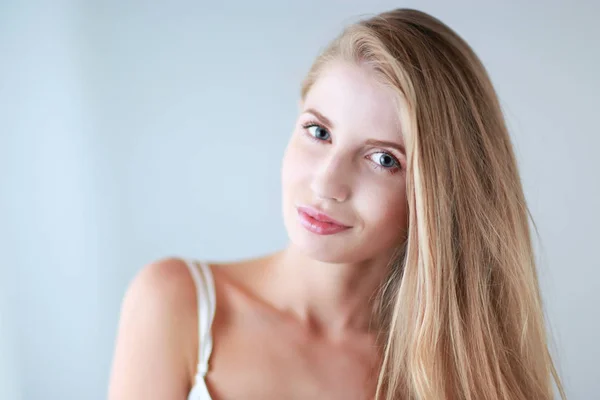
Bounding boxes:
297 209 351 235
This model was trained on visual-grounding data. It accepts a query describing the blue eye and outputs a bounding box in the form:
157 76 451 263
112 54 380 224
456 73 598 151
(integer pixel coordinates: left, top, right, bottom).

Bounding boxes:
369 152 400 169
306 124 330 141
375 153 396 168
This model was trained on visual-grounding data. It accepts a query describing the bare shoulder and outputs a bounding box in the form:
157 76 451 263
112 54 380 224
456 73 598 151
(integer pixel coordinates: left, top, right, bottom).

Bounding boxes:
125 257 197 309
108 257 199 399
118 257 199 332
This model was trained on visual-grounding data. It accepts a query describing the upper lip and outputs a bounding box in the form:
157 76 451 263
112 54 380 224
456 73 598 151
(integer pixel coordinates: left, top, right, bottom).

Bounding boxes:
297 205 351 227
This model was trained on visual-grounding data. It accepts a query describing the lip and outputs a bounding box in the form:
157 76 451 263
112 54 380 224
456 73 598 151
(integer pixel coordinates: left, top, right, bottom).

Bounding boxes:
296 205 351 235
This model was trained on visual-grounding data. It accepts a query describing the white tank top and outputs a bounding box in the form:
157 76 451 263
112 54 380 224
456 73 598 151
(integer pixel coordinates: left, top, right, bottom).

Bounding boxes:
185 260 216 400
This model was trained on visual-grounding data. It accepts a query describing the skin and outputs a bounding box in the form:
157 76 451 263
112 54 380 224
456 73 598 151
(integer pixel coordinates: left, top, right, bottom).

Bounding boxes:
108 60 409 400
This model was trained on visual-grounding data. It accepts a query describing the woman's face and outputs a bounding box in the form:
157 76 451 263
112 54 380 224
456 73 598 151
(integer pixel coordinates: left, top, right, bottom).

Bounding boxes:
281 60 409 264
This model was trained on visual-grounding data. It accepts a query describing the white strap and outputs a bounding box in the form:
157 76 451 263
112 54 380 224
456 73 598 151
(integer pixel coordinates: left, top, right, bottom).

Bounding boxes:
185 259 216 378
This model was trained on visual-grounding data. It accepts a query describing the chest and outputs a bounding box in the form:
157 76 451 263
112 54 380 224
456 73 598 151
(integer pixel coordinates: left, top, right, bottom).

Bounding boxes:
204 316 380 400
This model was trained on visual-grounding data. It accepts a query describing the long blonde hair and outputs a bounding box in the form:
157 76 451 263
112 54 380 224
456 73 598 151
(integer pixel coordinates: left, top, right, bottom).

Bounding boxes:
301 8 564 400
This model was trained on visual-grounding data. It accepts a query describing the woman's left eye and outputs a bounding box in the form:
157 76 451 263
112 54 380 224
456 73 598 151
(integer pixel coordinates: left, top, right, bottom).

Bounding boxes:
369 152 400 170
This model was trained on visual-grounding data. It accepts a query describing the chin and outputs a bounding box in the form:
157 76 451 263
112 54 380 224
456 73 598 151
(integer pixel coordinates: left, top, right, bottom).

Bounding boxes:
286 225 362 264
296 242 361 264
282 202 370 264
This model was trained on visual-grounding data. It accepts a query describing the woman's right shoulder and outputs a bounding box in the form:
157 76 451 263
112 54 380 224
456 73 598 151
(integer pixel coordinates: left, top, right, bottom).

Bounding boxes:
108 257 200 399
125 257 197 307
119 257 201 337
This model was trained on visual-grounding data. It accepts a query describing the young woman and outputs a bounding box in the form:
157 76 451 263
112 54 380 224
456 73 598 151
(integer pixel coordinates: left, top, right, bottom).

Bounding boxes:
108 8 564 400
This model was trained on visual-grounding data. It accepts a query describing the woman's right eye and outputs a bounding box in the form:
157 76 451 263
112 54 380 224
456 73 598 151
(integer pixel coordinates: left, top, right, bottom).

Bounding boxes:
304 123 331 142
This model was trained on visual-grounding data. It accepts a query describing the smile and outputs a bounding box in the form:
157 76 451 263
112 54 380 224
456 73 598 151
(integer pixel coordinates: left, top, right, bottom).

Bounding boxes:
296 206 351 235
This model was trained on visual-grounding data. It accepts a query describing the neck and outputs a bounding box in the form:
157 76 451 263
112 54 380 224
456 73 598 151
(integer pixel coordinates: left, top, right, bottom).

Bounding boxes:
263 244 392 338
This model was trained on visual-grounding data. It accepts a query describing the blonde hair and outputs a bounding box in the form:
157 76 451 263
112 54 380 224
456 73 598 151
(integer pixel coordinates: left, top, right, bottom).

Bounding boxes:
301 8 564 400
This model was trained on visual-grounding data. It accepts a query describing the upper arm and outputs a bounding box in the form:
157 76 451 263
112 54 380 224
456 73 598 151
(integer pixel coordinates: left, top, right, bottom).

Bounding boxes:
108 258 199 400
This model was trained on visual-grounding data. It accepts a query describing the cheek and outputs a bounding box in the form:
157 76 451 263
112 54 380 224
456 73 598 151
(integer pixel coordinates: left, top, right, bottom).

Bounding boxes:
281 135 311 188
358 183 408 238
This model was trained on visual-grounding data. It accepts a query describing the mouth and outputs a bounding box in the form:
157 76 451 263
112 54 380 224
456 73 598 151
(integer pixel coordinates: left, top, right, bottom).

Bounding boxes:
297 206 349 226
296 205 351 235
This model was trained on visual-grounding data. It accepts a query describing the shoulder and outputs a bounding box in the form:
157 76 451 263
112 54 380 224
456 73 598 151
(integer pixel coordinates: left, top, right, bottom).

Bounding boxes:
108 257 200 399
118 257 200 352
118 257 200 332
124 257 197 310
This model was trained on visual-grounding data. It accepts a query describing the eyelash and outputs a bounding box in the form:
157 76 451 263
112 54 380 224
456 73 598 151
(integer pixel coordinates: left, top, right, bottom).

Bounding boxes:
301 120 329 144
301 120 402 175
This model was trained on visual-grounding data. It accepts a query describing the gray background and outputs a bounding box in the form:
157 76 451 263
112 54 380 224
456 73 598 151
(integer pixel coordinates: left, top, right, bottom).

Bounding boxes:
1 1 598 399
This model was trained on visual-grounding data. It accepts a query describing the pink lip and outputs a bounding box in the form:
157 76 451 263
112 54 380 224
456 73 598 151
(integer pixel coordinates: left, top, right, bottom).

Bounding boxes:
296 206 351 235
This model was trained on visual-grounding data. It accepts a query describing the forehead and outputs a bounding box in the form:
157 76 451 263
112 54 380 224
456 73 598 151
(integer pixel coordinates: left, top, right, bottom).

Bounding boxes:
302 61 404 144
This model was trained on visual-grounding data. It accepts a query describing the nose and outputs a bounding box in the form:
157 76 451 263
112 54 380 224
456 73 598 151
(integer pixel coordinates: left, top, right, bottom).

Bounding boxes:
310 154 351 202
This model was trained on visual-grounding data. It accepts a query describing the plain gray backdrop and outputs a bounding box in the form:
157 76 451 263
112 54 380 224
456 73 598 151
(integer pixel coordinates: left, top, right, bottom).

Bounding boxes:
1 1 598 399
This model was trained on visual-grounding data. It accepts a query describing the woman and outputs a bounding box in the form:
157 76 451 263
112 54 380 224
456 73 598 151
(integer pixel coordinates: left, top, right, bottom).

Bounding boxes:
108 8 564 400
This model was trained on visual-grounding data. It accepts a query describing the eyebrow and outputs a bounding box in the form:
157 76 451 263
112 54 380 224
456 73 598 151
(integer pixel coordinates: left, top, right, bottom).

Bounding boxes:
303 108 405 156
365 139 406 156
